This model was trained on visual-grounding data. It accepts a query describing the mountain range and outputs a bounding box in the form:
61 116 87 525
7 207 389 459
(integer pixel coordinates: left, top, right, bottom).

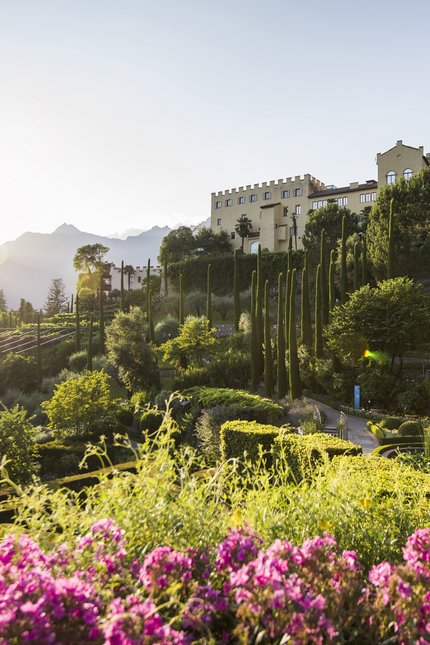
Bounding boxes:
0 223 173 309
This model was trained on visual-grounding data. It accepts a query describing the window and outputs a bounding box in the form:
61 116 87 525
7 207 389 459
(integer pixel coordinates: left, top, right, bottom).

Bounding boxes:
403 168 413 180
282 190 290 198
290 225 298 237
250 194 257 202
263 191 271 200
215 201 222 209
238 196 245 204
312 200 327 209
371 192 376 201
217 218 222 226
130 276 134 284
386 170 396 185
250 241 259 254
360 193 373 203
337 197 348 206
294 187 302 197
225 199 232 207
295 205 301 215
231 232 235 239
283 206 289 217
138 276 142 283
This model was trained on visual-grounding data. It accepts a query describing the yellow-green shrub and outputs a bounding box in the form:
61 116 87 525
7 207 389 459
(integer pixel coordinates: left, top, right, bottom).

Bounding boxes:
220 420 280 464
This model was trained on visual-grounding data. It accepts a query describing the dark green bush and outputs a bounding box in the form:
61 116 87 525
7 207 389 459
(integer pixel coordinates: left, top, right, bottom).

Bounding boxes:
0 353 39 395
38 440 82 479
154 316 180 345
185 387 283 424
273 432 362 482
140 410 163 434
115 403 134 427
173 367 210 390
68 350 88 373
398 420 423 436
380 416 401 430
220 420 280 465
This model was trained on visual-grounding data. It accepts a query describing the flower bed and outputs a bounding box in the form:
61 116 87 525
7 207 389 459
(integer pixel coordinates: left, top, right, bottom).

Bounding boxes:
1 519 430 643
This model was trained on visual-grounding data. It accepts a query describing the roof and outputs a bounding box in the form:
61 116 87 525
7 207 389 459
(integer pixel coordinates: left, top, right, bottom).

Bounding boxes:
308 180 377 198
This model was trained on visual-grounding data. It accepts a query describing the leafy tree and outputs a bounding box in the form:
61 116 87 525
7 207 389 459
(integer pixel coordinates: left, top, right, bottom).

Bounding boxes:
194 228 232 255
213 295 233 321
367 167 430 279
73 243 110 275
185 290 206 317
161 316 216 368
124 264 135 291
0 290 7 312
17 298 35 323
42 370 114 436
44 278 68 317
302 202 358 260
158 226 195 265
0 404 38 484
0 353 39 395
106 307 160 393
326 278 430 372
234 215 253 252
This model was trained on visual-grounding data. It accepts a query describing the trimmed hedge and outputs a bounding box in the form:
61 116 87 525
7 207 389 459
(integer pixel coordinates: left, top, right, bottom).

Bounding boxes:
368 422 425 445
220 420 280 464
273 432 362 482
184 386 283 424
398 420 423 436
371 443 424 458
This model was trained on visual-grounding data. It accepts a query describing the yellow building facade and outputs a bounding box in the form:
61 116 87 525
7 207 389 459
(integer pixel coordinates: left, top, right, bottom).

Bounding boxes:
211 140 429 253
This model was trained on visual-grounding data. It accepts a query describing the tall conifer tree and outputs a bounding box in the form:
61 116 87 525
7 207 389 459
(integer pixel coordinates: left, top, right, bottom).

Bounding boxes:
301 263 312 349
340 216 348 304
314 264 323 358
353 242 361 292
179 274 185 325
250 270 259 391
387 198 395 279
328 250 336 314
87 314 93 371
75 293 81 352
256 245 264 378
320 229 329 325
288 269 302 400
264 280 274 396
120 260 125 312
206 264 213 329
277 272 287 397
233 249 241 331
361 236 368 286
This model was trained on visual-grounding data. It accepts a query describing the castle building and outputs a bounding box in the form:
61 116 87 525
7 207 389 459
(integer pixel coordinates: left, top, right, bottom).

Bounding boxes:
210 140 429 253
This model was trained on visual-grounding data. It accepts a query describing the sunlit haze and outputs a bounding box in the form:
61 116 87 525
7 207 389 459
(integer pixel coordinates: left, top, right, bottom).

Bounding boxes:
0 0 429 245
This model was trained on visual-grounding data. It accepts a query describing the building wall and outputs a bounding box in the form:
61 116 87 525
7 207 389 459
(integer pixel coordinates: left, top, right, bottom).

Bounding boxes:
376 140 428 187
108 265 162 292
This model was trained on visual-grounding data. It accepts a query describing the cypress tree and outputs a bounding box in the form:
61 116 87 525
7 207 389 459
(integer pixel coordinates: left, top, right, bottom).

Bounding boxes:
70 293 74 314
75 293 81 351
277 272 287 397
87 314 93 371
233 249 241 331
120 260 125 312
264 280 274 396
179 274 185 325
328 249 336 313
255 245 264 378
99 270 105 354
284 251 292 351
353 242 361 292
320 228 329 325
340 215 348 304
146 259 151 323
250 270 259 391
387 198 395 279
164 262 168 296
207 263 213 329
148 287 154 342
36 315 42 385
314 264 323 358
301 264 312 349
361 236 368 286
288 269 302 400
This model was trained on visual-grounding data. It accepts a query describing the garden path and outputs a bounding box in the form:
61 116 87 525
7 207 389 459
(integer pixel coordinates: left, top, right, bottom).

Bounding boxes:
304 397 378 455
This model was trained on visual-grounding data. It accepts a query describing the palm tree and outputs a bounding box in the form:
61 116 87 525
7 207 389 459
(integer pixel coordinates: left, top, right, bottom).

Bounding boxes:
234 215 253 252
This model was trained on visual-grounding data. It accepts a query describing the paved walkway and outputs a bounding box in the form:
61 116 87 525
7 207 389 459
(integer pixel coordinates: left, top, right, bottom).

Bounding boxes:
304 397 378 455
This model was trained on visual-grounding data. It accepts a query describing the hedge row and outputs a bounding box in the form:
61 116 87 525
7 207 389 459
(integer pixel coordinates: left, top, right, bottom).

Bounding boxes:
185 386 283 424
368 422 425 445
220 420 280 465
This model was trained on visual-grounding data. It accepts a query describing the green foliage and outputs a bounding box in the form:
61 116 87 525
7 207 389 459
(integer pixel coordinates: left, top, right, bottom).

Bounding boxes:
212 294 233 321
41 370 115 437
158 226 196 265
288 268 302 400
106 307 160 393
206 264 212 329
303 202 358 259
276 272 287 398
314 265 323 358
380 416 401 430
263 280 273 396
273 432 362 482
397 421 423 437
220 419 280 464
154 316 179 345
234 214 253 251
140 410 163 434
185 386 283 423
68 350 88 373
0 404 39 483
161 316 216 368
340 215 347 303
326 278 430 366
44 278 68 317
367 167 430 279
194 227 232 255
0 353 40 395
233 248 241 331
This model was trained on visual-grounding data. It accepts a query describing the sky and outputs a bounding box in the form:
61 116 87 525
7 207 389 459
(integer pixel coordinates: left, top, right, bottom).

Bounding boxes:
0 0 429 245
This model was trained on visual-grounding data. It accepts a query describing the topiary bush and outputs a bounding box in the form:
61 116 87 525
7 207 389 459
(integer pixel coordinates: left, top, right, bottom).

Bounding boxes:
380 416 401 430
220 420 280 465
397 420 423 437
185 387 283 424
273 432 362 482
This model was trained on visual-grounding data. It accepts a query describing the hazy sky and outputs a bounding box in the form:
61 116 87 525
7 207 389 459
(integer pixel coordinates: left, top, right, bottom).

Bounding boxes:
0 0 429 245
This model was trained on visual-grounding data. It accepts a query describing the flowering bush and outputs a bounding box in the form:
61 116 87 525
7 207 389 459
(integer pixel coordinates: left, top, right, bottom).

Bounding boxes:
1 520 430 643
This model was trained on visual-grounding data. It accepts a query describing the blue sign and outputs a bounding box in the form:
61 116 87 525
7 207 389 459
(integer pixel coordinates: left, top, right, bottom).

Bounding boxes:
354 385 360 410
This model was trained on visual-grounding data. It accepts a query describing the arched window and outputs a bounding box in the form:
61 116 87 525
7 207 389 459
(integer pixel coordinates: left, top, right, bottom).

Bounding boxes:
386 170 397 185
250 241 259 254
403 168 413 180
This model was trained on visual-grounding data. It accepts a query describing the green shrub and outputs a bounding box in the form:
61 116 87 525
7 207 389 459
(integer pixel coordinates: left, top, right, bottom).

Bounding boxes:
380 416 401 430
140 410 163 434
0 353 39 395
38 440 82 479
0 405 39 484
173 367 210 390
115 403 134 428
195 405 253 465
68 351 88 373
398 420 423 437
154 316 180 345
185 387 283 424
273 432 362 482
220 420 280 465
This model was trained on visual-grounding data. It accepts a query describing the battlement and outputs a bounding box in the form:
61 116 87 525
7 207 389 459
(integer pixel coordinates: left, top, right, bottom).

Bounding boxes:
212 172 325 197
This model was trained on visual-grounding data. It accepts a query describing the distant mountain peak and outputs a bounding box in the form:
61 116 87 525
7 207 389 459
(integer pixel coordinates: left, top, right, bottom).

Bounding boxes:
54 223 81 234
